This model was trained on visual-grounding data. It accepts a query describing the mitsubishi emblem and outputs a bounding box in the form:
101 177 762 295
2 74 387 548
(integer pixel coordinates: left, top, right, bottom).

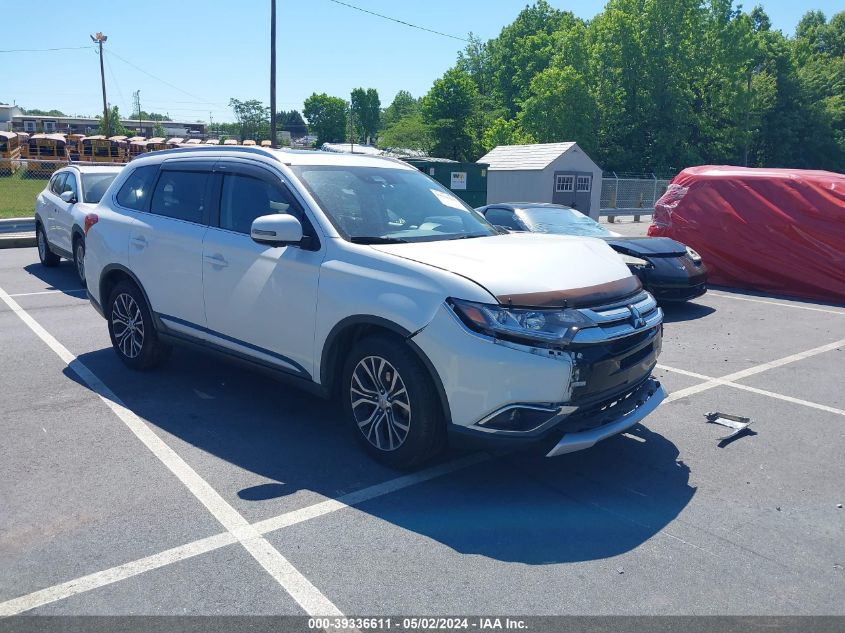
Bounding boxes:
628 304 646 328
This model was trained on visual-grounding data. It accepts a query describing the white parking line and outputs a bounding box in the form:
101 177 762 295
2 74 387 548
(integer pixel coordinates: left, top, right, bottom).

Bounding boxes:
663 339 845 404
708 291 845 315
658 361 845 417
6 289 88 298
0 285 342 618
0 453 488 616
0 533 237 617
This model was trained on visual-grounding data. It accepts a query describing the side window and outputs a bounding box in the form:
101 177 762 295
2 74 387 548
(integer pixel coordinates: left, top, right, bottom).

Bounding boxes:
555 175 574 193
484 208 522 230
60 173 78 197
116 165 159 211
577 175 592 192
219 173 305 235
150 170 210 224
49 172 66 195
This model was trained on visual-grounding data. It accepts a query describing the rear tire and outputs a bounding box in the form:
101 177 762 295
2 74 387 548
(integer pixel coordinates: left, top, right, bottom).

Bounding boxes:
342 334 446 469
73 237 86 285
36 224 60 267
107 280 171 370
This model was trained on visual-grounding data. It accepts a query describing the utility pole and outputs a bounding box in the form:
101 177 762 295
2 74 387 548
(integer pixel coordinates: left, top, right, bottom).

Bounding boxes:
91 32 109 136
133 90 141 135
270 0 277 148
209 112 213 140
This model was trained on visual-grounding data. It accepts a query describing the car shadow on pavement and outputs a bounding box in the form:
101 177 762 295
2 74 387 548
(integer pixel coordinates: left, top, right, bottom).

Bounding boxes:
65 345 695 565
23 262 84 295
660 301 715 322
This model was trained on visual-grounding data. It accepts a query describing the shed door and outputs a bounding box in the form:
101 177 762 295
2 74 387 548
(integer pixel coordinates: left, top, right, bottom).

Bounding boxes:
574 172 593 213
552 172 576 208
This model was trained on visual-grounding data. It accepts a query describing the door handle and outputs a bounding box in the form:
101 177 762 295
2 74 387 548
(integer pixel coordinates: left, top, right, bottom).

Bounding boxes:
130 236 148 249
204 253 228 268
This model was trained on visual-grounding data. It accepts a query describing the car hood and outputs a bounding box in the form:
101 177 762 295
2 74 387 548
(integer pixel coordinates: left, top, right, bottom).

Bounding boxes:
602 236 687 257
371 233 639 307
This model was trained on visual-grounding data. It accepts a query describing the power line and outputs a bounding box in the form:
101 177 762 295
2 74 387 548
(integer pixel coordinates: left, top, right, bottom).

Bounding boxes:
105 48 228 110
326 0 469 42
0 45 94 53
103 50 130 114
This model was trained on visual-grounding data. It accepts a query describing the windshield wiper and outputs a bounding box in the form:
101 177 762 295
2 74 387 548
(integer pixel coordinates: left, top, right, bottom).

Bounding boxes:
446 233 490 240
349 236 410 244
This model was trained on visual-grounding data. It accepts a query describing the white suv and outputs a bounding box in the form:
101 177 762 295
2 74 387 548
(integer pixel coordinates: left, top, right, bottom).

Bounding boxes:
35 165 121 283
84 147 666 468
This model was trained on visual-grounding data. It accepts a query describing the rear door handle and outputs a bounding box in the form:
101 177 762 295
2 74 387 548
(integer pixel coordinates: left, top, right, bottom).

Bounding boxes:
204 253 228 268
130 236 147 249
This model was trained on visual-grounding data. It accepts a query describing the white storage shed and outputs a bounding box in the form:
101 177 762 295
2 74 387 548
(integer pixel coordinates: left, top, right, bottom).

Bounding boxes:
477 142 603 219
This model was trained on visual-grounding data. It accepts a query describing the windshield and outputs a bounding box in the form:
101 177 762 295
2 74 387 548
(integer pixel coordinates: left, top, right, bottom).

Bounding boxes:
82 173 118 203
290 165 497 243
519 206 612 238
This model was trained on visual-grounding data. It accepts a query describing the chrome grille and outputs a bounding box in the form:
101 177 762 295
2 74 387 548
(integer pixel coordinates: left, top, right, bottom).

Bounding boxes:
571 290 663 345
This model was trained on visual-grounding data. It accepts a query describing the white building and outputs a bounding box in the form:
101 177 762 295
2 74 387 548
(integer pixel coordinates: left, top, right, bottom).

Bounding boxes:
477 142 603 219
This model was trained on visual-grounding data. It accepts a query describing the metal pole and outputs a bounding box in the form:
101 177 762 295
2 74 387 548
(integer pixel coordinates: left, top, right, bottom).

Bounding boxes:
270 0 277 149
743 70 752 167
91 33 109 136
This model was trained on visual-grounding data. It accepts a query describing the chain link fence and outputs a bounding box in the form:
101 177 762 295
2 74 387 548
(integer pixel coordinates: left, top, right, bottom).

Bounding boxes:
600 173 672 221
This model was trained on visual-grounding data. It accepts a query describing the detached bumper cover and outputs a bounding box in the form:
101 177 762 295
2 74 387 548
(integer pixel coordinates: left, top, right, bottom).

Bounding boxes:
546 379 666 457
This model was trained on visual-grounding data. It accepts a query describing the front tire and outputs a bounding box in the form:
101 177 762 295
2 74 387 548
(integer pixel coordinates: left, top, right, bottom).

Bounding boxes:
342 334 445 469
36 224 60 267
107 280 171 370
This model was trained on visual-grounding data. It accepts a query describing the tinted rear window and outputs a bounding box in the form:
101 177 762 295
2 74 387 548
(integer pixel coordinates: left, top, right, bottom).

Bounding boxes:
150 170 209 224
116 165 159 211
82 173 118 204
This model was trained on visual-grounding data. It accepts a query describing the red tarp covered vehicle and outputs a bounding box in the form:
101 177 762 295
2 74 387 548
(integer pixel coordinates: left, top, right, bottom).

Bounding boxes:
649 166 845 303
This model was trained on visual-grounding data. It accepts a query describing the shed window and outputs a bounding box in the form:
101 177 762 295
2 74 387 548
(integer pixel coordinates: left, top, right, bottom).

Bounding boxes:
555 175 574 192
577 175 592 192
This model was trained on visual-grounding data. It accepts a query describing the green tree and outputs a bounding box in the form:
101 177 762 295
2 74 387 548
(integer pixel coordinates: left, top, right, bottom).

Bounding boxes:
421 68 481 160
382 90 419 127
518 66 595 150
380 113 433 153
97 105 131 137
132 110 171 122
229 98 270 141
482 118 534 152
303 93 348 145
487 1 580 116
25 108 67 116
277 110 307 138
350 88 381 144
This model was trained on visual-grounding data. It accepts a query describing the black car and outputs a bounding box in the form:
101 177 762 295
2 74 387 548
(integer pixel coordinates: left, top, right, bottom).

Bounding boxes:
477 203 707 302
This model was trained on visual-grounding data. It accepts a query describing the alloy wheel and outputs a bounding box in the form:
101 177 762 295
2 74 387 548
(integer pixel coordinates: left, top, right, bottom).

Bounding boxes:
37 230 46 260
75 243 85 282
350 355 411 451
111 293 145 359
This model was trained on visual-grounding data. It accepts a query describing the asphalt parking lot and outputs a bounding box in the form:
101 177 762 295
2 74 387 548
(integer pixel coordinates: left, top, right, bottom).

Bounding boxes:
1 244 843 617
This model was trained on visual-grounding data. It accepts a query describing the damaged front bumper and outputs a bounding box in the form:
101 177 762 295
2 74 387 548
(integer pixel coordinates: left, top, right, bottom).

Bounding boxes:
545 379 666 456
448 378 667 456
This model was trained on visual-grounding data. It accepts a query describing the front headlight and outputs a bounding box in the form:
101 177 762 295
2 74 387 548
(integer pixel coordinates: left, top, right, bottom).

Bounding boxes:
448 298 592 345
619 253 651 267
685 246 702 264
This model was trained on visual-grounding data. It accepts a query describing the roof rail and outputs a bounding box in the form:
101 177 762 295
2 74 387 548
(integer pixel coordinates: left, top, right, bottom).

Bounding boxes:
142 145 282 162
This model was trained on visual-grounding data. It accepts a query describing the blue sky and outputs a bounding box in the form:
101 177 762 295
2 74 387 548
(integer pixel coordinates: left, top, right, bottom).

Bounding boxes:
2 0 840 124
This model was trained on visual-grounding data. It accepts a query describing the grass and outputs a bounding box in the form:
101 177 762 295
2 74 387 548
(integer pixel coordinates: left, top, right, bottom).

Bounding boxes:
0 170 49 219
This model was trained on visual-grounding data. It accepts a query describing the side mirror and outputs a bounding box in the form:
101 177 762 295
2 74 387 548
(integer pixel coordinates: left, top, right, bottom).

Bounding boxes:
60 191 77 204
251 214 303 246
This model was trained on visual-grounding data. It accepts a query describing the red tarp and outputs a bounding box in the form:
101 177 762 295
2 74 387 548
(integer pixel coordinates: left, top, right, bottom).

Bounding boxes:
649 165 845 303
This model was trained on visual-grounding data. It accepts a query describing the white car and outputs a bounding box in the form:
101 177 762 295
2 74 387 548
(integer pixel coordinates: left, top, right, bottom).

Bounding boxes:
84 147 666 468
35 165 122 283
